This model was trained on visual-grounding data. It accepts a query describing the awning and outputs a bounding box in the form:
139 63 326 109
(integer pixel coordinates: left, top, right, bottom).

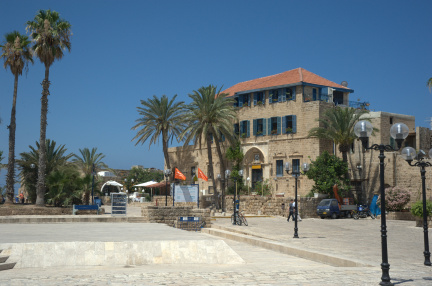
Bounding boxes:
100 180 123 192
252 164 262 169
134 180 158 187
146 181 170 188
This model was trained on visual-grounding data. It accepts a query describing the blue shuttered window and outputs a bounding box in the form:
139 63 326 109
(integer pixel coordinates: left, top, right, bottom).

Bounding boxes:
277 117 281 134
283 115 297 134
240 120 249 138
276 160 284 177
253 119 257 136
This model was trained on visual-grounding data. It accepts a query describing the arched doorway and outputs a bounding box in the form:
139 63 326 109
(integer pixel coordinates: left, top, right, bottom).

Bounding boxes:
243 147 266 191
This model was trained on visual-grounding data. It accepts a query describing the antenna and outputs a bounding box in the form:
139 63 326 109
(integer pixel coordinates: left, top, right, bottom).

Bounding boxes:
341 81 348 87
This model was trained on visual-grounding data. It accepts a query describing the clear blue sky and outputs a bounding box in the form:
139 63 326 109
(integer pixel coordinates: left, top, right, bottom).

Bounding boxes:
1 0 431 187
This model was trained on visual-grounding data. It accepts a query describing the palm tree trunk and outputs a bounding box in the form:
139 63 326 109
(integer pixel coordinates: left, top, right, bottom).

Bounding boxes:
5 73 19 204
212 129 226 211
162 132 171 170
206 134 218 209
36 66 50 206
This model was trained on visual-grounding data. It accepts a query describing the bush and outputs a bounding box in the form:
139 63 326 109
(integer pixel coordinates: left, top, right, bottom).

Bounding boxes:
410 200 432 217
378 186 411 211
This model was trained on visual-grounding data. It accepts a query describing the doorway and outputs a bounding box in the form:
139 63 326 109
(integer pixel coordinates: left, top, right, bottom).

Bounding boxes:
252 168 263 190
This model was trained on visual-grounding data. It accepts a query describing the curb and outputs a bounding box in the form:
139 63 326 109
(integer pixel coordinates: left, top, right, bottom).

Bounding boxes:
202 226 373 268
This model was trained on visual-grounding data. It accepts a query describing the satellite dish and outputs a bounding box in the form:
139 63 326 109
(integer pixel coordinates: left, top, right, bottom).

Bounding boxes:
341 81 348 87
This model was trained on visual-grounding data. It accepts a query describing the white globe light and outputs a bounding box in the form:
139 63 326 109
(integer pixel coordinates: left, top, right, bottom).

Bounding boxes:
401 147 416 161
390 123 409 140
354 120 373 138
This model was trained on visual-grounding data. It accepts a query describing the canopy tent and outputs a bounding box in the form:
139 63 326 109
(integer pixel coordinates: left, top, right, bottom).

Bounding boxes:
100 180 123 193
145 182 170 188
133 180 158 187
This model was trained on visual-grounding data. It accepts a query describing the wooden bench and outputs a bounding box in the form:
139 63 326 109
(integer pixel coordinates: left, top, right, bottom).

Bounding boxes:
72 204 100 215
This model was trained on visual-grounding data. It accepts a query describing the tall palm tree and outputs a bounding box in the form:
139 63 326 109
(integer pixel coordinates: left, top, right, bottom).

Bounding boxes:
1 31 33 204
308 107 369 164
132 94 186 170
17 139 73 203
26 10 72 205
72 147 108 176
181 85 236 210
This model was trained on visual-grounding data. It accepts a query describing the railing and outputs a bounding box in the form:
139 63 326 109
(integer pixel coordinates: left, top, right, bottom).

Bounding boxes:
303 93 329 102
348 101 370 110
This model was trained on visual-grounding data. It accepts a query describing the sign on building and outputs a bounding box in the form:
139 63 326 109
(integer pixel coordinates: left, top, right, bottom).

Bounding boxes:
171 184 199 207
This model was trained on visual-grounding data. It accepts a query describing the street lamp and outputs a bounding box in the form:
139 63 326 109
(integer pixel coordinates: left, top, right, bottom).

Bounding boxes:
354 120 409 286
164 169 172 206
401 147 432 266
285 162 309 238
224 169 231 218
232 169 243 225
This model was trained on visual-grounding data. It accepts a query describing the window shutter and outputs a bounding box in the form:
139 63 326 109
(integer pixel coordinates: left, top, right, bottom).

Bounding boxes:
280 89 285 102
253 119 257 136
267 118 272 135
221 133 225 142
313 89 317 101
262 118 267 135
292 115 297 133
248 94 251 106
277 117 281 134
239 95 243 107
254 93 257 106
292 86 296 100
282 116 286 134
247 120 250 138
269 90 273 104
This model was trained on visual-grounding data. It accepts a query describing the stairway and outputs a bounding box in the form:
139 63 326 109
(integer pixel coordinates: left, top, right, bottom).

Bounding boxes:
0 249 16 271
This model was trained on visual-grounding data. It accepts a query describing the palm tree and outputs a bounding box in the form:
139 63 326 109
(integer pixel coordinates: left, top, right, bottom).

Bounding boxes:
308 107 369 164
72 147 108 204
428 78 432 92
17 139 73 203
1 31 33 204
181 85 236 210
72 147 108 176
26 10 72 206
132 94 186 170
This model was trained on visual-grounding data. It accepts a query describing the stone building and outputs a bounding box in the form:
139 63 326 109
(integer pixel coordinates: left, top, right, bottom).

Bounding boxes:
167 68 432 204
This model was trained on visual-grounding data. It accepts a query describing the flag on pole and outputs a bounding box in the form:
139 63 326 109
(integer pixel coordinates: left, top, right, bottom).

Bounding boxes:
174 168 186 180
198 168 208 181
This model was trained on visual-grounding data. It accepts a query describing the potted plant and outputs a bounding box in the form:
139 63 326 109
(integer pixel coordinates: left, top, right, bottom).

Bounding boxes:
256 131 263 136
271 130 277 135
241 133 247 138
257 101 263 106
411 200 432 227
285 127 293 134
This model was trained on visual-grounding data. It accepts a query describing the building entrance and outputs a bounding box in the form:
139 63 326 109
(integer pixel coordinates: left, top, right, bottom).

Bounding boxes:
252 168 263 190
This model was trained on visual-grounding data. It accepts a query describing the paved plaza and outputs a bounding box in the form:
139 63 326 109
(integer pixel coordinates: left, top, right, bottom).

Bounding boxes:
0 213 431 285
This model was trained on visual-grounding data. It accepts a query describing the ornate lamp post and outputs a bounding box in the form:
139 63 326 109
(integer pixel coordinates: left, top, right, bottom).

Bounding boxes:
284 162 309 238
164 169 172 206
401 147 432 266
354 120 409 286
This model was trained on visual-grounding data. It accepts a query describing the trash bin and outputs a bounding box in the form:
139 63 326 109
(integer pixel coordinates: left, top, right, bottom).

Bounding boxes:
95 199 102 208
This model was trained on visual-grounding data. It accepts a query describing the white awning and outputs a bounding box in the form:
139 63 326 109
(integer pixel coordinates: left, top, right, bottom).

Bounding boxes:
133 180 158 187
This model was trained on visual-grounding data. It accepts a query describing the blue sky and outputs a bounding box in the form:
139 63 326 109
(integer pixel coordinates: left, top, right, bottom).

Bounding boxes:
1 0 431 190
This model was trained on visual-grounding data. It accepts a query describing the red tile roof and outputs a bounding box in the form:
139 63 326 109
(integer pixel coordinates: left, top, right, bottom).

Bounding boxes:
221 67 352 97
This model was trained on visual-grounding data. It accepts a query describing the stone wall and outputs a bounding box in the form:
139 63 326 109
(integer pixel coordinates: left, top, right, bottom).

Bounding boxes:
141 206 211 229
224 195 321 218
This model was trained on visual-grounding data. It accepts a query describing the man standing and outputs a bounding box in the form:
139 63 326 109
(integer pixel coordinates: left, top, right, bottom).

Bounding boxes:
287 199 294 222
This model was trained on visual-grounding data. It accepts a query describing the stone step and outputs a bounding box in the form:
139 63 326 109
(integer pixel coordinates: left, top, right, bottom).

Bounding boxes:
0 262 16 271
0 256 8 263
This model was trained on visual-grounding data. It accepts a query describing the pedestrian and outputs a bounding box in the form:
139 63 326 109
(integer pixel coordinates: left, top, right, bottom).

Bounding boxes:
19 192 24 204
293 200 302 221
287 199 294 222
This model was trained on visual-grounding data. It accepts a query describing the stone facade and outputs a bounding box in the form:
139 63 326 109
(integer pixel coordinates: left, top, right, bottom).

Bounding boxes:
167 70 432 207
141 205 211 229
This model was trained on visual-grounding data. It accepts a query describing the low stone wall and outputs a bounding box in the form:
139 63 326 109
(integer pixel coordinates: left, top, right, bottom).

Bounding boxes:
0 205 72 216
387 211 416 221
141 206 211 229
224 195 321 218
416 217 432 228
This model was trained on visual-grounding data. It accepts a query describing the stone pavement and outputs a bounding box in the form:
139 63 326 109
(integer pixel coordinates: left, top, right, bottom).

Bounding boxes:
0 213 431 285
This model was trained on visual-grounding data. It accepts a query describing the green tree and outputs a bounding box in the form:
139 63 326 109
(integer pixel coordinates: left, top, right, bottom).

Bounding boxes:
226 141 245 194
1 31 33 204
17 139 73 203
72 147 108 176
132 94 186 171
305 151 350 196
181 85 236 209
308 107 369 164
125 167 163 186
46 165 81 207
26 9 72 206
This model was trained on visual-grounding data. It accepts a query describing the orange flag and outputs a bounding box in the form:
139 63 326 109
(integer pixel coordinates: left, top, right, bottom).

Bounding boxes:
174 168 186 180
198 168 208 181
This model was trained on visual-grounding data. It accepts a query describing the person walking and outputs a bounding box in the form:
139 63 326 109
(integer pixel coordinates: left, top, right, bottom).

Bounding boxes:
287 199 294 222
293 200 302 221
